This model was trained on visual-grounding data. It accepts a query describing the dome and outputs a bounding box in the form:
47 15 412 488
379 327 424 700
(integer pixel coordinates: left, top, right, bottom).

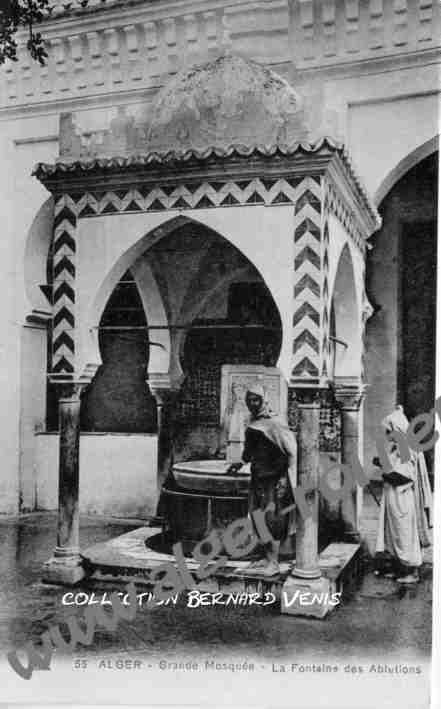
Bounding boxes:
146 55 308 152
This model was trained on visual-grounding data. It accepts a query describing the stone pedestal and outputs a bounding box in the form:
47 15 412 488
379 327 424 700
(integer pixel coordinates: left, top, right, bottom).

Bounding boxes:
43 383 87 585
291 389 321 580
335 384 365 542
281 575 333 618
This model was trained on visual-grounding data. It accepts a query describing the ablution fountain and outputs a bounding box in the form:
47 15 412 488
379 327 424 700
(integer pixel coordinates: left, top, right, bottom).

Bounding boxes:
152 365 288 549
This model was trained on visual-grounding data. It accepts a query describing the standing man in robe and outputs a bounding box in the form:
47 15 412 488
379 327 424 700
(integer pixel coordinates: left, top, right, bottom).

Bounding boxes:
375 406 433 584
228 383 297 577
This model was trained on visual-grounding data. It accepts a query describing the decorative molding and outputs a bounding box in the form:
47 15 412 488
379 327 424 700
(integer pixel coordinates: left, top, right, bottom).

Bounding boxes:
319 387 342 452
48 0 120 14
324 177 366 252
322 0 337 58
60 177 318 216
69 34 87 91
291 0 440 66
392 0 408 47
87 30 105 87
321 218 332 381
0 3 288 109
298 0 315 60
33 138 381 236
52 37 69 93
369 0 384 50
292 175 323 382
333 382 366 411
52 198 77 376
148 373 183 404
288 387 322 408
55 381 88 401
2 0 439 110
419 0 434 43
35 153 379 249
104 27 123 85
345 0 360 55
287 386 341 451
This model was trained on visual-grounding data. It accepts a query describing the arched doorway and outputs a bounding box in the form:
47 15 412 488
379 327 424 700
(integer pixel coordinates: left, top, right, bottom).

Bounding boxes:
365 151 438 472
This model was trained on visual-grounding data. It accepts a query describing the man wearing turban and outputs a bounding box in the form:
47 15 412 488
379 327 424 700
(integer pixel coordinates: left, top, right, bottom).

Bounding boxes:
228 383 297 576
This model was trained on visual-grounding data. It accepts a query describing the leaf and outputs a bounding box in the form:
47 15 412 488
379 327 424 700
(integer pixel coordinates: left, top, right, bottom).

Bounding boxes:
0 0 89 65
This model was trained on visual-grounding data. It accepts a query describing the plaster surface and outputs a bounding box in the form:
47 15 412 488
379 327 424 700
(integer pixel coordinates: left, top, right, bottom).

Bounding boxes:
34 432 158 517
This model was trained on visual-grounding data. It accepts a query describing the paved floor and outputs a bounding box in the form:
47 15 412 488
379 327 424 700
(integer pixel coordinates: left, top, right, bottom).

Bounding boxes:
0 496 433 664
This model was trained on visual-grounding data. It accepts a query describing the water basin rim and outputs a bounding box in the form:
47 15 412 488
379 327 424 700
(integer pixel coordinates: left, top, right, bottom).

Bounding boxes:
172 460 250 477
162 486 248 501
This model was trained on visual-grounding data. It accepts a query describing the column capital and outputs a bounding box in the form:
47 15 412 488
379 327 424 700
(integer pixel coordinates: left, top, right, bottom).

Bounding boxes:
149 371 184 402
334 382 366 411
288 387 323 409
52 380 88 401
48 362 100 391
148 372 172 393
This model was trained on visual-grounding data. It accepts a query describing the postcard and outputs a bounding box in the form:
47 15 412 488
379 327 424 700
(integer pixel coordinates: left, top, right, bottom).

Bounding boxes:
0 1 439 708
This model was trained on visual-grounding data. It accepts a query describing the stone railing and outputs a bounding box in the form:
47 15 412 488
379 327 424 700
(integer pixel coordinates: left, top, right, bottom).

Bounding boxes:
0 0 439 110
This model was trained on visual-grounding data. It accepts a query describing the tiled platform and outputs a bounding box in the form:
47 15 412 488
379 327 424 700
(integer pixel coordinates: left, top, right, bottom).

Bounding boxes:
82 527 362 601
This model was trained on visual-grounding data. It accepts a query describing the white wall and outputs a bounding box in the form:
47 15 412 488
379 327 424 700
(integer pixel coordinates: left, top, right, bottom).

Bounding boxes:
19 324 48 511
348 92 439 202
35 432 158 517
0 115 58 513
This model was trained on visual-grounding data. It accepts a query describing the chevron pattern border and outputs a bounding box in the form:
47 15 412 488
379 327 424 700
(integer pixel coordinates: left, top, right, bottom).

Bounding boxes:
291 177 323 382
325 180 364 253
61 176 321 217
52 196 76 375
321 219 332 380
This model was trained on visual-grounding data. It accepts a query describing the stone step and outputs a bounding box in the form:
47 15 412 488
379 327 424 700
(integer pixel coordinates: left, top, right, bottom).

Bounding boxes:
82 527 362 617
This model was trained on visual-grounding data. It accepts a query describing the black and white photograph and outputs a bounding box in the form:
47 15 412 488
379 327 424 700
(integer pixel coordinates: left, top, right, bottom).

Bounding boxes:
0 1 439 707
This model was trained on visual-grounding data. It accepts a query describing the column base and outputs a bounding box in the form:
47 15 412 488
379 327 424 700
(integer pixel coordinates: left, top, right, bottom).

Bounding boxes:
291 565 321 579
281 576 333 618
42 552 87 586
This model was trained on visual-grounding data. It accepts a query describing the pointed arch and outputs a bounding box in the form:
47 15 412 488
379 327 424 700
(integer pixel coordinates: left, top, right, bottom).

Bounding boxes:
23 196 54 317
82 211 288 383
374 136 439 207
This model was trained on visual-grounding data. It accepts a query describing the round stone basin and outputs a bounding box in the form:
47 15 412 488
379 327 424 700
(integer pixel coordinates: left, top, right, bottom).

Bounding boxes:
172 459 250 496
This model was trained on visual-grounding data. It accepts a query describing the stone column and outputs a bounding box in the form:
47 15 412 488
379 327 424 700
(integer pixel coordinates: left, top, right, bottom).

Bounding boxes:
334 384 365 542
291 389 321 579
149 374 176 504
282 389 331 618
43 383 86 585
